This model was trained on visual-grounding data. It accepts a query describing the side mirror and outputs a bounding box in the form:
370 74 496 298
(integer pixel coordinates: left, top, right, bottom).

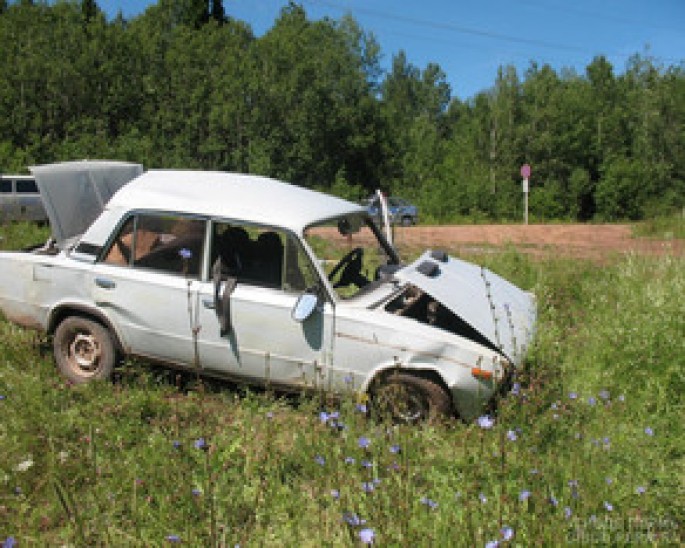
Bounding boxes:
292 292 319 322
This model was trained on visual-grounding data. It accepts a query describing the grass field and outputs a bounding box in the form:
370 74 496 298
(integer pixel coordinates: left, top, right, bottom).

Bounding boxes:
1 222 683 546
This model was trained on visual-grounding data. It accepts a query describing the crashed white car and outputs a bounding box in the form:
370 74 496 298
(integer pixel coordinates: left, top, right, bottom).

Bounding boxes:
0 161 536 421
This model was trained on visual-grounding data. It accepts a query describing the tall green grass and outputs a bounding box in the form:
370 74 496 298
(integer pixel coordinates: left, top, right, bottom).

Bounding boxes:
0 224 683 545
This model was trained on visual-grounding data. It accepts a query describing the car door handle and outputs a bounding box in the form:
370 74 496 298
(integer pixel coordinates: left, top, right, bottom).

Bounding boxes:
95 277 116 289
202 298 215 310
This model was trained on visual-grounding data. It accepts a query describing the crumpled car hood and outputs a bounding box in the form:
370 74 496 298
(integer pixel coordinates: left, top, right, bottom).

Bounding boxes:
394 250 536 364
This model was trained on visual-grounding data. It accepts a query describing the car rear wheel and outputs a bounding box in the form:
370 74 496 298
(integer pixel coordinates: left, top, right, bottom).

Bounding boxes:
371 373 452 423
53 316 116 384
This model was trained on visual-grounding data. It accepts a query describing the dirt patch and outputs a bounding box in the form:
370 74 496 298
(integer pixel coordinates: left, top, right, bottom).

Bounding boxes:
391 224 683 259
317 224 683 260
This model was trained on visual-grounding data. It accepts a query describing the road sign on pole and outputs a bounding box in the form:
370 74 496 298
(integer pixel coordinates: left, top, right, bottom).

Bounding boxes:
520 164 531 225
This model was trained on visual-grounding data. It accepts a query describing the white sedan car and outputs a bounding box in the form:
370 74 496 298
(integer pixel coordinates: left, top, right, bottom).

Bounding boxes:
0 161 536 422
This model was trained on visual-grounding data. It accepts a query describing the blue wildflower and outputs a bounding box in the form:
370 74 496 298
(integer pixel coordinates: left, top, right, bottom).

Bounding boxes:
361 481 375 493
342 512 366 526
519 490 531 502
564 507 572 519
479 492 487 504
511 382 521 395
604 501 614 512
314 455 325 466
500 526 514 541
356 403 367 413
477 415 495 429
506 429 518 442
485 541 499 548
319 411 330 423
549 495 558 507
358 436 371 449
359 528 375 544
330 489 340 499
194 438 208 450
569 391 578 400
0 395 6 401
420 496 438 509
635 486 646 495
389 444 401 454
166 534 181 542
172 440 181 449
361 459 373 469
587 396 597 406
2 538 17 548
644 426 654 436
192 488 202 496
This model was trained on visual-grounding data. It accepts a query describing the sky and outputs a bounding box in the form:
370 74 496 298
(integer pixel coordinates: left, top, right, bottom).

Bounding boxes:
97 0 685 100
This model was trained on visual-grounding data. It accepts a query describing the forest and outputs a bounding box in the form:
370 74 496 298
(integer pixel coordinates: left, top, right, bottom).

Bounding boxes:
1 0 684 222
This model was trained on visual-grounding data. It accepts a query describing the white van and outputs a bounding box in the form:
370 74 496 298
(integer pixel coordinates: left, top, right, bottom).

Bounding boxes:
0 174 48 223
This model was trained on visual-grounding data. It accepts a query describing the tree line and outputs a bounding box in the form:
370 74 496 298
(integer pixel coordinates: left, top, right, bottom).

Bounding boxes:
1 0 683 221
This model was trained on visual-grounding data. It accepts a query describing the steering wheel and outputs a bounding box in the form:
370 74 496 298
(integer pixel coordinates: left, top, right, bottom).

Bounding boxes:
328 247 367 288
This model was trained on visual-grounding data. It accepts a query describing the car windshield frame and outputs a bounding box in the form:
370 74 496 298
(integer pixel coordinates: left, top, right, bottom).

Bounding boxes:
302 212 401 301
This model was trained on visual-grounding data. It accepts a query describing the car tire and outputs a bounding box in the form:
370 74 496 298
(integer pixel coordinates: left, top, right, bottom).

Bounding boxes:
371 373 452 423
53 316 116 384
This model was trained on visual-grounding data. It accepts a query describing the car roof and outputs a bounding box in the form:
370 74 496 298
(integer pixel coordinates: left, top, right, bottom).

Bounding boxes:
108 170 364 233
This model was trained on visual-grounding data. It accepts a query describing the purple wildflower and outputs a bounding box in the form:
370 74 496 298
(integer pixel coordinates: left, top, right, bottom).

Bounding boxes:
518 490 531 502
549 495 559 507
477 415 495 429
319 411 330 423
194 438 208 451
172 440 181 449
356 403 368 413
358 436 371 449
389 444 401 454
587 396 597 406
506 429 518 442
361 459 373 469
644 427 654 436
342 512 366 526
330 489 340 499
500 526 514 541
361 481 375 493
485 541 499 548
2 538 17 548
166 534 181 542
192 488 202 496
635 486 646 495
314 455 325 466
564 507 573 519
359 528 375 544
569 391 578 400
604 501 614 512
420 496 438 509
511 382 521 395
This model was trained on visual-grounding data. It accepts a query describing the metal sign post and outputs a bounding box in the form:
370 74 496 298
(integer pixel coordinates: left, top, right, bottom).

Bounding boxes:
520 164 531 225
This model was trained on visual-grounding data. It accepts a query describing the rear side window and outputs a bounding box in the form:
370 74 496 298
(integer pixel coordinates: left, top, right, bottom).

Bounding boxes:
15 179 38 193
103 214 206 278
0 180 12 193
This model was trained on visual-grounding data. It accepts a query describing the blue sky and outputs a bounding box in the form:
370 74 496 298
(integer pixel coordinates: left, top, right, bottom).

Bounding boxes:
98 0 685 100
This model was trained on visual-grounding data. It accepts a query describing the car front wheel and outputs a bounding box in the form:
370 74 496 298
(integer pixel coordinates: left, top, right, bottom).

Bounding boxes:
371 373 452 423
53 316 116 384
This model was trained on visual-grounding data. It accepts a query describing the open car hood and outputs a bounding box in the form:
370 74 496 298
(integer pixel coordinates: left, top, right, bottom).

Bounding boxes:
395 251 536 364
31 160 143 247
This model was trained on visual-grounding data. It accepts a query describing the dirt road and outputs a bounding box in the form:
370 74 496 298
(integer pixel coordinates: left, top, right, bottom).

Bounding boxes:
319 224 683 260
